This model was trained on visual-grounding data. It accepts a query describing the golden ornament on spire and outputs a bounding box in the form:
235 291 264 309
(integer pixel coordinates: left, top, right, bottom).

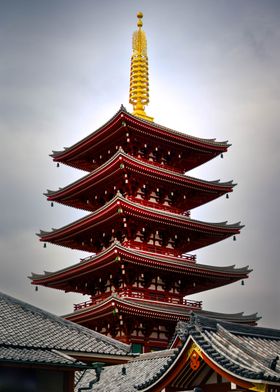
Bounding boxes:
129 12 154 122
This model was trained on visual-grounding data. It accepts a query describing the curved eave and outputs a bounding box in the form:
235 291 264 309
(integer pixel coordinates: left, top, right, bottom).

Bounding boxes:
38 194 243 244
30 243 251 288
155 336 254 392
51 107 230 163
196 310 260 324
134 329 277 392
64 295 194 323
178 323 280 387
45 149 235 208
64 296 259 327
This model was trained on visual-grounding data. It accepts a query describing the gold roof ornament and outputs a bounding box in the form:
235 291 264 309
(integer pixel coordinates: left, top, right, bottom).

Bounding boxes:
129 12 154 122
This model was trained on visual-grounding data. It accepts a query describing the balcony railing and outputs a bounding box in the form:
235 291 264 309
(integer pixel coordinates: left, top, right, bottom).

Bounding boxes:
79 247 196 264
74 290 202 311
134 155 183 173
127 196 190 216
74 299 93 311
122 241 196 262
123 240 177 257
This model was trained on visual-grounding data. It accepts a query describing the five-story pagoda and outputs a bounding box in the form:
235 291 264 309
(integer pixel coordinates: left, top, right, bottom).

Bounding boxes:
31 13 258 353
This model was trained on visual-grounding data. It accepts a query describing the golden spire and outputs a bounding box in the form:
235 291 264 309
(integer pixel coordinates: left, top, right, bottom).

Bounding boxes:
129 12 154 122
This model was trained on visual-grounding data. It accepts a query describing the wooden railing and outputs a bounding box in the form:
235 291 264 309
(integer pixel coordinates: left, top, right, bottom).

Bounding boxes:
122 240 196 262
127 196 190 216
181 253 196 262
122 240 177 257
74 291 202 311
134 155 183 173
74 299 93 311
79 247 196 264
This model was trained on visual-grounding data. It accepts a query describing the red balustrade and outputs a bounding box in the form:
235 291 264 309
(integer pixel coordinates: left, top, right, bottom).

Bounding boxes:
74 290 202 311
74 299 93 311
122 240 196 262
134 155 183 173
127 196 189 215
122 240 177 257
79 247 196 264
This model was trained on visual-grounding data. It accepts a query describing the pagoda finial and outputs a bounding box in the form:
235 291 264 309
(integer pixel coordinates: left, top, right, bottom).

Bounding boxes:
129 12 154 122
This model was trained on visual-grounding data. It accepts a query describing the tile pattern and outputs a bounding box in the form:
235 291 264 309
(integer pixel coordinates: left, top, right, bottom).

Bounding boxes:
0 291 130 367
75 349 179 392
0 346 84 367
176 314 280 383
76 315 280 391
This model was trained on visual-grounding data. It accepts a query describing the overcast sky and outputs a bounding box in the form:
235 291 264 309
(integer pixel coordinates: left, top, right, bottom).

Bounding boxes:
0 0 279 329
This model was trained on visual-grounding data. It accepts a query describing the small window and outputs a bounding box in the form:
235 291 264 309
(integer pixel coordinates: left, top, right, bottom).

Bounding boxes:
131 343 143 353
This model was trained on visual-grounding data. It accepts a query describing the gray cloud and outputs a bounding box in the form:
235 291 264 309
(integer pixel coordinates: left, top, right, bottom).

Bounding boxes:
0 0 279 328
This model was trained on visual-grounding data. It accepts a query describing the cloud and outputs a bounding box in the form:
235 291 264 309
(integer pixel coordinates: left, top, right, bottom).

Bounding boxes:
0 0 279 328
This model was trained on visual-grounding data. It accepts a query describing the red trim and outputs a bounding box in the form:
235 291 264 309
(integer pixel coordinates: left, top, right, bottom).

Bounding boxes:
40 197 241 242
31 245 248 289
52 111 228 163
48 151 232 202
65 297 192 323
201 352 253 389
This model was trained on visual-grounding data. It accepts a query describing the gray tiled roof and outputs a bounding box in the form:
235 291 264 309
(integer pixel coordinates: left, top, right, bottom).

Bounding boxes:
0 292 130 359
0 346 85 367
75 349 179 392
175 314 280 383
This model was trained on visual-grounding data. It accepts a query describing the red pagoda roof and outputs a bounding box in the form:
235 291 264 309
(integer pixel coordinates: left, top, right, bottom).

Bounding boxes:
51 107 230 172
64 294 259 326
30 242 250 294
38 194 244 253
46 149 235 212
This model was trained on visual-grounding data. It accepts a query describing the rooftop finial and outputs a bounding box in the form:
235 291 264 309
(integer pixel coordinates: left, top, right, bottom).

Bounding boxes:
129 12 154 122
137 11 143 28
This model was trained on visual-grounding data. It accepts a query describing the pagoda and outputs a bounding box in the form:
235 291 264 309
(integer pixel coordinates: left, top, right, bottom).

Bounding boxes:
31 13 258 353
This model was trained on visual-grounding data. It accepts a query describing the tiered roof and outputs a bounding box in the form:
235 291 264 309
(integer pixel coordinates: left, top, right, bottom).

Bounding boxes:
51 107 230 172
65 294 259 326
46 149 235 212
38 193 243 253
31 242 250 295
32 12 254 352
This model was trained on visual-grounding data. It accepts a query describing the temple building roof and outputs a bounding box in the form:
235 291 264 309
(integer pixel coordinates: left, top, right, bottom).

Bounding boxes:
75 349 179 392
0 291 130 367
51 107 230 172
173 314 280 385
64 294 259 326
30 242 251 294
75 315 280 391
38 193 243 253
45 149 235 212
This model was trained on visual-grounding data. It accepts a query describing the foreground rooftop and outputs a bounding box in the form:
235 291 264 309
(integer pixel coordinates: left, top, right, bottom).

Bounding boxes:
76 314 280 391
0 291 130 368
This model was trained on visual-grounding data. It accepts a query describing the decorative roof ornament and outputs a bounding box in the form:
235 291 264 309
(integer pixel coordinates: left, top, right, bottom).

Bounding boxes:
129 12 154 122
